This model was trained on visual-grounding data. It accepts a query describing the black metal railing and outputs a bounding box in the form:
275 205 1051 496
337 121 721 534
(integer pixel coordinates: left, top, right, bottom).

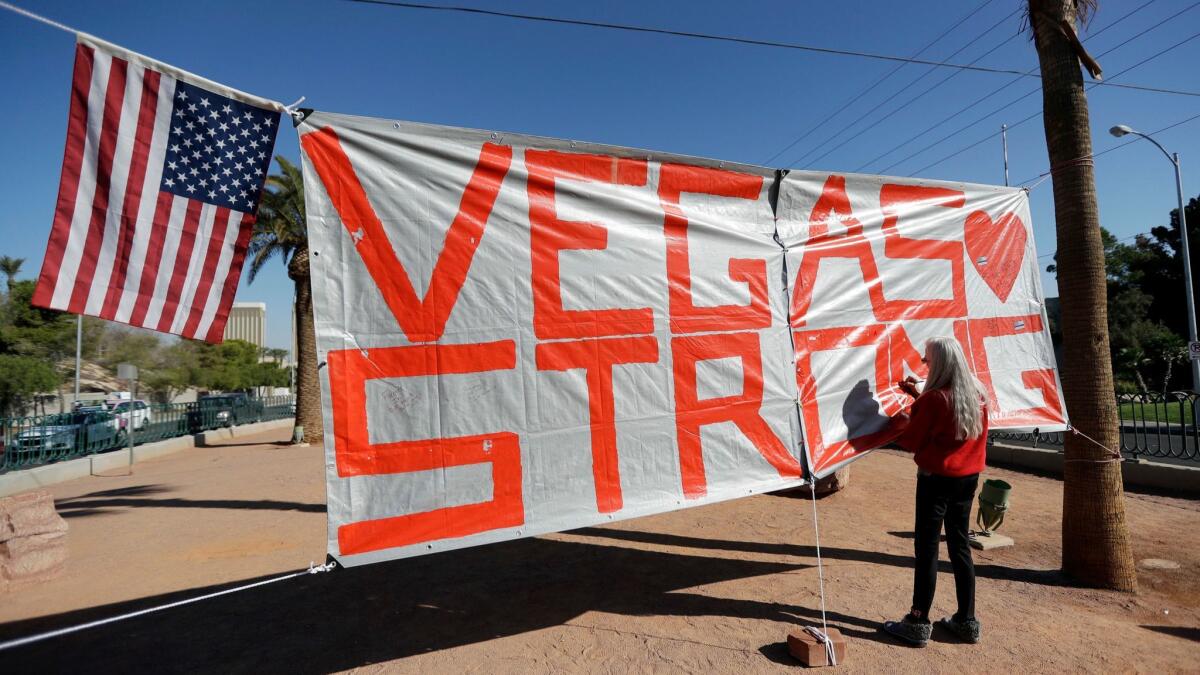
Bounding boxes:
989 391 1199 463
0 395 295 473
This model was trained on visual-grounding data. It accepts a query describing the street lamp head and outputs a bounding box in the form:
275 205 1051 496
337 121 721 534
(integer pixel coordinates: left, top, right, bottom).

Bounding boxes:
1110 124 1135 138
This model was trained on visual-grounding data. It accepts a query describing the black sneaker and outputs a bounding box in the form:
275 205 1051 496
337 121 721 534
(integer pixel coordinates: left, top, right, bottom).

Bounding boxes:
882 616 932 647
936 616 982 643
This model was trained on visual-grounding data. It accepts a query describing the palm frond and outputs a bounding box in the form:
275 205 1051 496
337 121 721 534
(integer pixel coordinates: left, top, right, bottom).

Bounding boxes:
0 255 26 278
1023 0 1098 37
246 155 308 285
247 241 282 282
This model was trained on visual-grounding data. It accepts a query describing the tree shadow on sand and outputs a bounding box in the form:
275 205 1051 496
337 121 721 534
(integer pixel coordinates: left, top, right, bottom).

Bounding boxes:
198 440 298 449
571 527 1069 586
1139 625 1200 642
53 484 326 519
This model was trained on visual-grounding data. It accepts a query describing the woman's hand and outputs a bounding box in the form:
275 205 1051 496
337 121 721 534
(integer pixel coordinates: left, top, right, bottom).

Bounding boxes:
897 376 920 398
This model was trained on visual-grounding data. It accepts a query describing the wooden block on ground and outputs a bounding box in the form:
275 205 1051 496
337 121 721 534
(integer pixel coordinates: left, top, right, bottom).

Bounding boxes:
787 627 846 667
813 467 851 497
970 532 1014 550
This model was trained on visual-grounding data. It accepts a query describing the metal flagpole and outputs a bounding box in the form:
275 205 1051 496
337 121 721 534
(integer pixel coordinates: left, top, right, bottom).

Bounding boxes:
74 315 82 407
117 363 137 475
1002 124 1010 187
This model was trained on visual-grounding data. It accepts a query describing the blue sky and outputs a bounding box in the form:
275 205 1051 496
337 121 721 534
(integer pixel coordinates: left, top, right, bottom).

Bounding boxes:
1 0 1197 352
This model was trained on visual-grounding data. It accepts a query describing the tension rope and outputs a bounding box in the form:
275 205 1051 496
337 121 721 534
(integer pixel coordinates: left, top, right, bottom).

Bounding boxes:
0 561 336 652
1063 423 1124 463
0 1 80 35
805 479 838 665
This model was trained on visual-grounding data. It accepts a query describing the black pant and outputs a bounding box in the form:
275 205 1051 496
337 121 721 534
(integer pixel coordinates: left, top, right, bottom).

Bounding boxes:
911 471 979 622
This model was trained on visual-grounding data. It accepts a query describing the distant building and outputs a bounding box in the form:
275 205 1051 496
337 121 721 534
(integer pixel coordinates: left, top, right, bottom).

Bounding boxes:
224 302 266 348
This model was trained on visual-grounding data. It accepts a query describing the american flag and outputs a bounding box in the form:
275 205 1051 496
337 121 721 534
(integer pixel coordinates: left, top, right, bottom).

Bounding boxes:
32 35 281 343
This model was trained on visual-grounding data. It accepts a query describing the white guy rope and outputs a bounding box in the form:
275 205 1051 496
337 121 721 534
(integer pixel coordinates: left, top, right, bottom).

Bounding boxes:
1064 424 1124 463
0 561 336 652
806 479 837 666
0 1 81 35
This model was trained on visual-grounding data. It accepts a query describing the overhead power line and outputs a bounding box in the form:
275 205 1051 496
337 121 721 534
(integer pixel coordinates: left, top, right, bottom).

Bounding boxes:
900 28 1200 177
1078 0 1162 42
758 0 999 166
1090 0 1200 59
1031 115 1200 262
801 20 1022 169
1017 110 1200 188
1028 111 1200 265
790 7 1022 169
1039 231 1150 261
859 0 1195 174
344 0 1200 97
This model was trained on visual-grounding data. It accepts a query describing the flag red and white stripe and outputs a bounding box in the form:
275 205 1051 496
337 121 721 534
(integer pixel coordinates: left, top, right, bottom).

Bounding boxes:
32 35 281 342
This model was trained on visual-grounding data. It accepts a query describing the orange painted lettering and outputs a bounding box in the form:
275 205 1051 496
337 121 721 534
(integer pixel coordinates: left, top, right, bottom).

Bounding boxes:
659 163 770 333
301 128 512 342
526 150 654 339
327 341 523 555
536 336 659 513
672 331 803 498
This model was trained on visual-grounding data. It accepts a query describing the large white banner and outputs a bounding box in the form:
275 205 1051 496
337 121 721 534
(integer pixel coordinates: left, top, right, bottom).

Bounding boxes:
778 172 1065 477
298 112 1064 567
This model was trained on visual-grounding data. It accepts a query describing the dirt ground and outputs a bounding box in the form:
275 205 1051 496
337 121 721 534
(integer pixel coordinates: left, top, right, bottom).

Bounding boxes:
1 428 1197 674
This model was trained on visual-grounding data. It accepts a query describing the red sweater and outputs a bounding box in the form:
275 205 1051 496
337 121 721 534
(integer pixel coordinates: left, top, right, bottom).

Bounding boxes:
894 388 987 477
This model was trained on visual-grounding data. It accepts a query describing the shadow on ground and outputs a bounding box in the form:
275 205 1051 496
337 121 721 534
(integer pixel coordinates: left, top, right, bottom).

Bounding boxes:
54 484 326 519
887 530 947 543
0 524 1077 673
0 534 862 674
199 440 297 449
1140 625 1200 642
570 527 1068 586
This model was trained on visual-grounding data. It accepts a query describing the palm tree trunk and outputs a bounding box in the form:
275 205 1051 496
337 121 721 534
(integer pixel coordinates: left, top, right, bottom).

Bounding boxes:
291 247 324 444
1030 0 1136 591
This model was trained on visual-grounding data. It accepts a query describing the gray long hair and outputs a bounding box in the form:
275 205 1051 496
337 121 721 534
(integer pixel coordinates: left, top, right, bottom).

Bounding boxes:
922 337 987 440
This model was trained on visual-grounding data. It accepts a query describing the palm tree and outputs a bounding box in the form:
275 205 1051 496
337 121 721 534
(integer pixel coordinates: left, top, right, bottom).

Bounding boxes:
249 156 323 444
0 255 24 292
1028 0 1136 590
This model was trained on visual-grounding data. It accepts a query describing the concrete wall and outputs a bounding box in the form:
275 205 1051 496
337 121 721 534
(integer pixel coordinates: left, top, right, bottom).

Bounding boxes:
0 418 294 498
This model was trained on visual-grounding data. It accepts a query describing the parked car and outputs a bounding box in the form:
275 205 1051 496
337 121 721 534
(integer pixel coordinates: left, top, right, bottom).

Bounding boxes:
187 394 264 433
75 405 121 432
110 400 151 431
73 399 110 411
5 410 122 463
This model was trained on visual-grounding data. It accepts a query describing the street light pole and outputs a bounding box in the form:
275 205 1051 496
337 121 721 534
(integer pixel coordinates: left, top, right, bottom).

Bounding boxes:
1002 124 1010 187
1172 151 1199 393
1110 124 1198 392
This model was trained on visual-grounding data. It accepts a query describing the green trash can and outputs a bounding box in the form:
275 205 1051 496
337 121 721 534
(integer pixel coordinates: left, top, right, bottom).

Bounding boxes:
976 478 1011 535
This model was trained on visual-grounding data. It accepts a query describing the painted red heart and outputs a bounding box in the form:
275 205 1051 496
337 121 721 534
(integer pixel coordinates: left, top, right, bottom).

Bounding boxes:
964 210 1027 303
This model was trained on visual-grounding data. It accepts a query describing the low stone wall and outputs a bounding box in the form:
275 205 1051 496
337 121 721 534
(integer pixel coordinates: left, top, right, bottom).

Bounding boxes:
194 418 296 447
0 490 68 592
0 418 295 499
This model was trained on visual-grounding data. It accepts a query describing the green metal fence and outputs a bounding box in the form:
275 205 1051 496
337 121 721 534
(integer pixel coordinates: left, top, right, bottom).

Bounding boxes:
0 395 295 473
989 391 1199 463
